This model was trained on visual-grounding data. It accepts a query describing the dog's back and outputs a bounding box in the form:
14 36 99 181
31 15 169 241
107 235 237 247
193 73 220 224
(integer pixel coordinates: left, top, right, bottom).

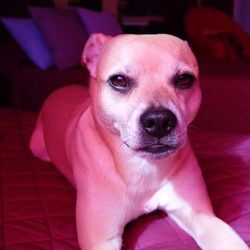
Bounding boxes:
30 85 90 184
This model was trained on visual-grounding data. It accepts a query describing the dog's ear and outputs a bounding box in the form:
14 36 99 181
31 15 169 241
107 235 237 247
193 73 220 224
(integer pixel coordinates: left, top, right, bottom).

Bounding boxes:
82 33 112 78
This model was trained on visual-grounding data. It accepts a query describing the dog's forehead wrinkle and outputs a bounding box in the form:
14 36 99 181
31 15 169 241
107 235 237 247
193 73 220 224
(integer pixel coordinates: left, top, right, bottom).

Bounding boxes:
126 55 195 82
99 48 197 84
98 34 198 82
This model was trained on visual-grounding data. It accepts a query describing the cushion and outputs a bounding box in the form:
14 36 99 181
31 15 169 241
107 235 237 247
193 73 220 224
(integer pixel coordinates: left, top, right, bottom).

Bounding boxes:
77 7 123 36
1 18 54 70
29 6 88 70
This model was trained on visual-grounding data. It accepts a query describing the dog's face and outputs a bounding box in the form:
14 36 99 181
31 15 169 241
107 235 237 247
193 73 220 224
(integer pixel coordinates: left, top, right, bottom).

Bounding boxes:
83 34 201 159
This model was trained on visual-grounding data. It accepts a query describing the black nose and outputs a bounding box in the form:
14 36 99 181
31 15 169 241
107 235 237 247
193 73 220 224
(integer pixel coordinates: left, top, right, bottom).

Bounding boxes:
140 108 177 139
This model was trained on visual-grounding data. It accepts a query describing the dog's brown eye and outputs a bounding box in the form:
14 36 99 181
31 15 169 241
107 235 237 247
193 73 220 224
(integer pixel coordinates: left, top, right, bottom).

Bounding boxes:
108 74 131 91
175 73 195 89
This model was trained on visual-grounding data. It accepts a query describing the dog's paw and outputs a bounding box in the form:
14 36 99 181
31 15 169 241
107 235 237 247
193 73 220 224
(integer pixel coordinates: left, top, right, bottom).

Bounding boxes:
93 237 122 250
144 184 172 213
144 191 163 213
144 197 160 213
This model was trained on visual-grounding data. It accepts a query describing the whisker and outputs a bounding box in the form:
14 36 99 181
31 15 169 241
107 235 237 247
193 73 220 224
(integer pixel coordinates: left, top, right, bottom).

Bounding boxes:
188 124 203 132
119 141 125 148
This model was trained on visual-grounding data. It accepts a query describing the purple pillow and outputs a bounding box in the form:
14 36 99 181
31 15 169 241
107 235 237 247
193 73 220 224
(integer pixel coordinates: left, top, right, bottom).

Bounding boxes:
77 7 123 36
1 18 54 69
29 6 88 70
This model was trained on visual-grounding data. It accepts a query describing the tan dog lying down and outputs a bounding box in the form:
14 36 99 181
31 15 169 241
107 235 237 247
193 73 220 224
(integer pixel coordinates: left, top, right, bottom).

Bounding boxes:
30 33 249 250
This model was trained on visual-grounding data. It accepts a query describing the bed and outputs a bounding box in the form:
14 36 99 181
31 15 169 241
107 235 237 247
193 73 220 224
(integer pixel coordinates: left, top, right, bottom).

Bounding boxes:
1 104 250 249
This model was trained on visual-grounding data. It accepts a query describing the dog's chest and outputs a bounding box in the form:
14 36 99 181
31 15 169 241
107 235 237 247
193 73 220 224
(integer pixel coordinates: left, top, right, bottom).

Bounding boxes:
123 157 169 205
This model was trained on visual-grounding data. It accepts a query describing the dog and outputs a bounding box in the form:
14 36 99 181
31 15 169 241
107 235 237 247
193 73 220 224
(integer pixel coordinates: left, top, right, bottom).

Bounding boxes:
30 33 249 250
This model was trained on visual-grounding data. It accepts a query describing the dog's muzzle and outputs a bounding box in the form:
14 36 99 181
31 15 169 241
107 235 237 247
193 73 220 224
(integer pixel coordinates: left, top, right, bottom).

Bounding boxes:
133 107 180 158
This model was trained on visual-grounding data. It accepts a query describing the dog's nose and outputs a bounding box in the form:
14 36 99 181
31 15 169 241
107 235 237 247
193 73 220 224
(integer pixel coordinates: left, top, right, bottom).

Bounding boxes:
140 108 177 139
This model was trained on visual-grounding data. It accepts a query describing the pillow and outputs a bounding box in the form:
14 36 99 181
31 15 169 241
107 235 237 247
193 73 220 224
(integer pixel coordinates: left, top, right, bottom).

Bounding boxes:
29 6 88 70
1 18 54 69
77 7 123 36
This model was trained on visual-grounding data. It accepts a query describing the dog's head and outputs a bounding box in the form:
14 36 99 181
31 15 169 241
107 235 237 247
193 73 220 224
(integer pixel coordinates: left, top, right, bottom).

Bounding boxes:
82 33 201 159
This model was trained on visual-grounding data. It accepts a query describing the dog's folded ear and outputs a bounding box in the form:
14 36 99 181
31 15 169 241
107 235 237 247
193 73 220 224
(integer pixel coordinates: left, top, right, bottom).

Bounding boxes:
82 33 112 78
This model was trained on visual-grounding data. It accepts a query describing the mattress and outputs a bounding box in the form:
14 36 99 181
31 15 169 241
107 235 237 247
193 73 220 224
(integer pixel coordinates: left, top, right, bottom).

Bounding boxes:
0 108 250 249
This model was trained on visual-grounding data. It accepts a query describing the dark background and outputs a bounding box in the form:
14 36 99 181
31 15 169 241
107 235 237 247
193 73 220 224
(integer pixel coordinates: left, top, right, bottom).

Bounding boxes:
0 0 234 39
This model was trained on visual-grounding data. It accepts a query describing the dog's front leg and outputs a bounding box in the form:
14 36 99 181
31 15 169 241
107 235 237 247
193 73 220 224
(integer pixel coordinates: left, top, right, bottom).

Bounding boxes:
75 181 129 250
145 150 249 250
145 183 249 250
169 205 249 250
76 198 124 250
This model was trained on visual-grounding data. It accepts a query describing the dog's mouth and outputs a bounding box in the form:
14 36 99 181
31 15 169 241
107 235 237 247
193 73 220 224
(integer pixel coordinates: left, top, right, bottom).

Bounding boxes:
124 141 179 159
138 143 179 159
139 144 176 154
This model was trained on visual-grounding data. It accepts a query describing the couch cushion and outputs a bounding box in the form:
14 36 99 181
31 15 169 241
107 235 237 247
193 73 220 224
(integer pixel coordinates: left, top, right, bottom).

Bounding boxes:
77 7 123 36
1 17 54 69
29 6 88 70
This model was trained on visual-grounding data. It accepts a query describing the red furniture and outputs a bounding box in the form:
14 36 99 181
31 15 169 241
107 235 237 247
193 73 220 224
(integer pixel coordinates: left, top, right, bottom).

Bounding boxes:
185 7 250 60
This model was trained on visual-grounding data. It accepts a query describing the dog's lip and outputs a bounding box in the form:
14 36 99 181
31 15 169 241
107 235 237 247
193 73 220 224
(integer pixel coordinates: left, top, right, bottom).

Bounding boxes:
123 141 178 156
137 143 176 154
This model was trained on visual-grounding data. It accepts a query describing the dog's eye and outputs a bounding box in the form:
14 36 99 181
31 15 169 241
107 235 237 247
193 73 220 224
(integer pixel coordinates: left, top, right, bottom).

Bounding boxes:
108 74 131 91
174 73 195 89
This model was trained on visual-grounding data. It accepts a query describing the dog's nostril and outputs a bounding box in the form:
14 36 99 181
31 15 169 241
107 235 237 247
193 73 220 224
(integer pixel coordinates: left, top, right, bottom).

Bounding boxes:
164 118 176 130
144 118 155 129
141 108 177 139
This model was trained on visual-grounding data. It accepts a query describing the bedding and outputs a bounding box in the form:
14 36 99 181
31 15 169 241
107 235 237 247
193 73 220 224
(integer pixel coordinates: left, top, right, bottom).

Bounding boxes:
0 107 250 249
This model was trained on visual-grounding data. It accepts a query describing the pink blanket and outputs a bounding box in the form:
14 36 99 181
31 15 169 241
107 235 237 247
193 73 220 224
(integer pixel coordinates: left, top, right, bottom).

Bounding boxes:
0 108 249 249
